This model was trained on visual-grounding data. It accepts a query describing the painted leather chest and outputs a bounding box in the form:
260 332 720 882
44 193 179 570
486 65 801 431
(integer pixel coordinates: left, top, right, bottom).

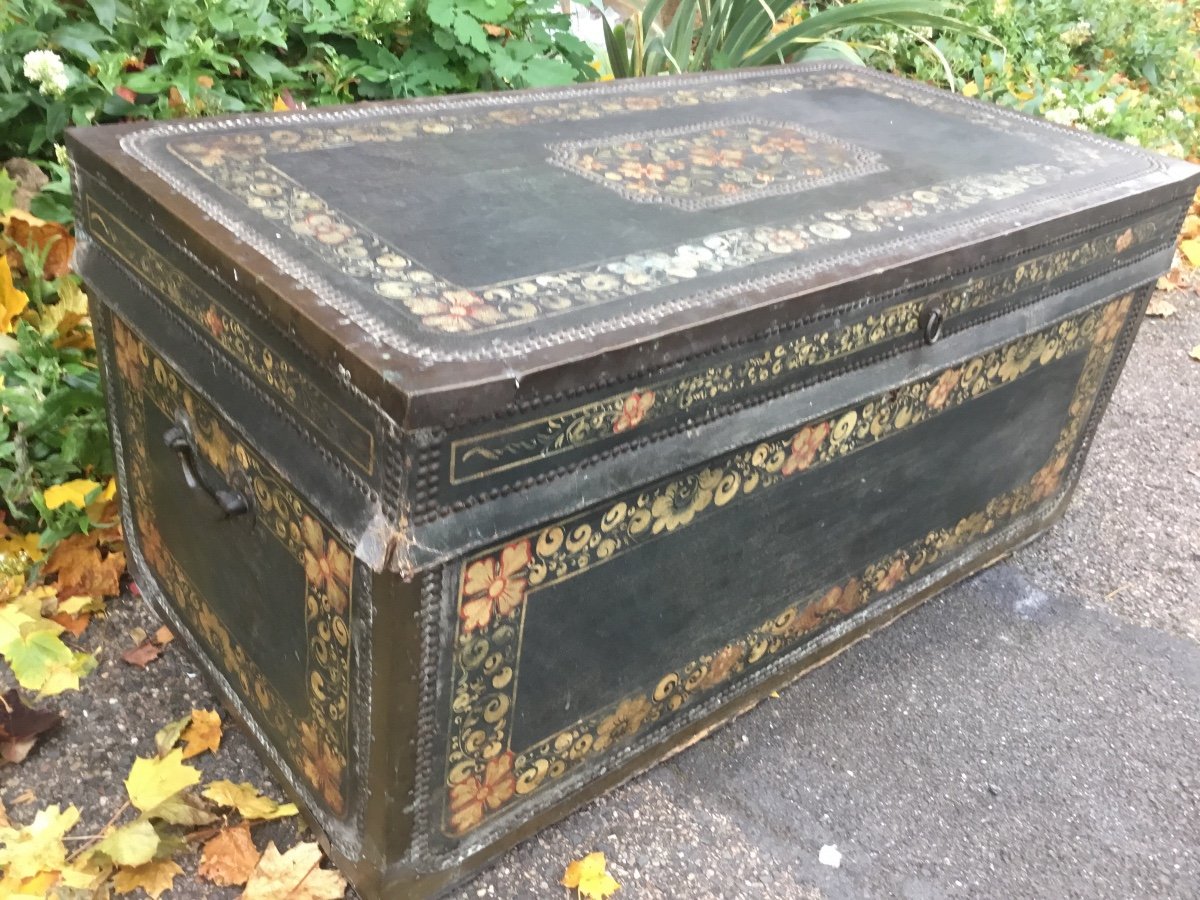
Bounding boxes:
67 64 1199 898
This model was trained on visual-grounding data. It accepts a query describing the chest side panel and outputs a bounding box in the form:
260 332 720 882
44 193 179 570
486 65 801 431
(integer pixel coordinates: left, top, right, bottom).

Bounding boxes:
418 286 1146 860
92 301 375 855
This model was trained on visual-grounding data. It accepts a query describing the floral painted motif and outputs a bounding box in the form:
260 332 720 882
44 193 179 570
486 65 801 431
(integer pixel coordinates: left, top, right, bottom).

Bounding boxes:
1095 294 1133 343
1030 453 1068 501
301 722 346 815
593 697 654 752
407 290 504 334
113 317 352 819
874 556 909 592
612 390 655 434
647 469 720 534
926 367 961 410
203 306 224 338
782 421 831 475
302 515 353 615
1114 228 1134 253
459 540 533 633
442 293 1137 837
449 751 517 835
549 120 886 211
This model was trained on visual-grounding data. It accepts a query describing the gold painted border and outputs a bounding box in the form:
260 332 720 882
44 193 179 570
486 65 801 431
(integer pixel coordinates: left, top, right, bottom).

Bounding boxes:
438 293 1132 837
112 315 353 817
86 195 376 476
158 67 1123 337
447 215 1165 484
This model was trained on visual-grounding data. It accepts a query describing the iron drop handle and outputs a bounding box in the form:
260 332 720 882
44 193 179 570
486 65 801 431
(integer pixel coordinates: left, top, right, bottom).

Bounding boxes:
163 423 250 518
919 303 945 345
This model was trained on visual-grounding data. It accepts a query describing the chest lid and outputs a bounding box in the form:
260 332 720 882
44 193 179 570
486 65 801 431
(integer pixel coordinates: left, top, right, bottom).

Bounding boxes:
67 63 1198 426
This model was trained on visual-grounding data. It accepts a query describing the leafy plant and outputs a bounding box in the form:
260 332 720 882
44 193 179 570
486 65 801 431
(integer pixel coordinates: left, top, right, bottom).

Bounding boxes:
853 0 1200 157
0 0 595 213
596 0 996 78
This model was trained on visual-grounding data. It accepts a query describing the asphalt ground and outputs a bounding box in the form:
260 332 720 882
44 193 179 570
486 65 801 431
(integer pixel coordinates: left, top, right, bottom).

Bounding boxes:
3 284 1198 899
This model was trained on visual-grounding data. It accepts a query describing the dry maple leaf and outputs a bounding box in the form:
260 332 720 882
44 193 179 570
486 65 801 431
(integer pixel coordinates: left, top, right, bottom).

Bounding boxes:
199 823 260 887
1145 296 1177 318
0 688 63 765
2 212 75 279
562 851 621 899
112 858 183 898
122 640 162 668
241 841 347 900
43 530 125 601
181 709 222 759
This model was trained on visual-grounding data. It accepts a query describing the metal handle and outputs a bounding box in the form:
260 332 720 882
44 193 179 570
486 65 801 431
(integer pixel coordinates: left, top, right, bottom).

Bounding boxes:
919 303 945 345
163 422 249 518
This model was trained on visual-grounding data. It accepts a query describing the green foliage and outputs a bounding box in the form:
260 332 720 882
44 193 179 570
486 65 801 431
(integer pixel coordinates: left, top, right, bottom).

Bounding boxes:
0 317 111 534
0 0 594 178
597 0 996 78
853 0 1200 156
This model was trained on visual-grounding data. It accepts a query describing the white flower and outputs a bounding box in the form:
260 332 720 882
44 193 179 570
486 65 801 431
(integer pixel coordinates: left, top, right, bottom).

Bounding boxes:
1044 85 1067 105
1082 97 1116 125
1059 20 1093 48
22 49 69 97
1124 135 1142 146
1167 108 1186 123
1044 107 1081 127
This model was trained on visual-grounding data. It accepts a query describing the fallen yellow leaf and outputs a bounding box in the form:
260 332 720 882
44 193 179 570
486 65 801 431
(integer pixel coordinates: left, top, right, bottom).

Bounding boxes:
241 841 347 900
562 851 621 899
181 709 222 759
112 859 183 898
273 96 289 111
94 818 160 867
153 714 191 758
202 780 298 820
42 479 102 510
198 823 260 887
0 256 29 335
0 804 79 881
125 749 202 813
961 81 979 98
1180 238 1200 268
1190 344 1200 362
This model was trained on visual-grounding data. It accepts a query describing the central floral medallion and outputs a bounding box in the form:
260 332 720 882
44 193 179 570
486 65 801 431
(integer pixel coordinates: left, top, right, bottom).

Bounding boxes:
548 118 886 211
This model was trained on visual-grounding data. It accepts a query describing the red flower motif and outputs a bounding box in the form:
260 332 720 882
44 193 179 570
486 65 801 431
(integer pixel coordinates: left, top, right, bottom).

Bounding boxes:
926 368 961 410
612 390 655 433
410 290 503 333
460 540 533 633
449 751 516 834
782 421 831 475
203 306 224 339
1030 454 1067 501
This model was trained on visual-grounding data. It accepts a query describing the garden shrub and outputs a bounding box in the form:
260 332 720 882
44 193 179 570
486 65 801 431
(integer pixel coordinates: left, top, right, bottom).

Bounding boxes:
853 0 1199 157
0 0 595 217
